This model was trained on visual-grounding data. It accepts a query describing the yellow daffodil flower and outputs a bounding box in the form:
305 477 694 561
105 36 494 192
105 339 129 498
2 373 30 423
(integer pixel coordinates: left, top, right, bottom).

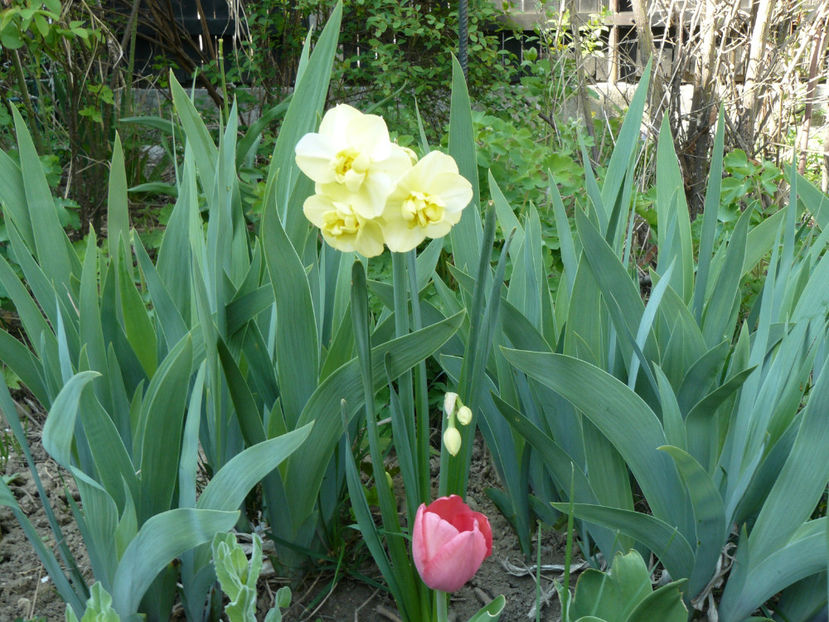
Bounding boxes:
303 193 386 257
295 104 412 219
380 151 473 253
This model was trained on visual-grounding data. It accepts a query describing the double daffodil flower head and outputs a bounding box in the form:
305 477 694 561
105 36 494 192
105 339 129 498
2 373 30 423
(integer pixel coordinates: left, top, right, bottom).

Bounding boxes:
295 104 412 219
301 194 386 257
295 104 472 257
381 151 472 253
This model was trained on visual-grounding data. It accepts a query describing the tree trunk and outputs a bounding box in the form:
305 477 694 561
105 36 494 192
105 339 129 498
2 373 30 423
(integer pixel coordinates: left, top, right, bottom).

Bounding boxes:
740 0 775 149
796 14 828 175
608 0 619 84
630 0 666 133
566 0 598 161
680 0 720 219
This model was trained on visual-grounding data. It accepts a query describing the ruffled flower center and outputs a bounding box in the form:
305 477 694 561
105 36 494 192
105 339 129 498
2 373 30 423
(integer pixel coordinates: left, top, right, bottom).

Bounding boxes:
333 148 368 191
322 204 361 237
402 191 445 228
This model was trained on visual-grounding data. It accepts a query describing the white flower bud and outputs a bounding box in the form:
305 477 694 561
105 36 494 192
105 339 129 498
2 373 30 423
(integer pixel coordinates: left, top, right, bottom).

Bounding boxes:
443 427 462 456
456 405 473 426
444 392 458 416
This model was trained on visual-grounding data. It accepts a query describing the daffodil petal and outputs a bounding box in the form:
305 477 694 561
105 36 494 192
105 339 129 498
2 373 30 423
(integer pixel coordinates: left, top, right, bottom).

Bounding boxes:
354 219 386 257
318 103 362 144
346 112 392 156
302 193 334 228
303 192 387 257
295 133 338 183
429 172 473 211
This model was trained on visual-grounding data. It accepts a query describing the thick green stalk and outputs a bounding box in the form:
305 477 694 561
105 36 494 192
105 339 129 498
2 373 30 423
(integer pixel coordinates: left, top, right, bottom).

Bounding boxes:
535 523 542 622
352 261 419 620
11 49 46 154
392 252 415 418
562 466 576 619
395 251 433 616
406 250 431 504
436 591 449 622
440 204 498 497
218 39 229 121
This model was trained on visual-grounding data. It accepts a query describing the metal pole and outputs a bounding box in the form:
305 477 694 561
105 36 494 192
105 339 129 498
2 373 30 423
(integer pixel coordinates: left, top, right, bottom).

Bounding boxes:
459 0 469 78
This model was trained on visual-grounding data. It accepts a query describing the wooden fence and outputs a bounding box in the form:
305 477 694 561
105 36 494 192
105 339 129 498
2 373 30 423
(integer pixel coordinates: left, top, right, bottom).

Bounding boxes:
491 0 761 82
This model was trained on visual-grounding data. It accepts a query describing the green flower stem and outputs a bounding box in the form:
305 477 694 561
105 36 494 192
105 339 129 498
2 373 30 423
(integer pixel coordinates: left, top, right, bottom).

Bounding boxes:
441 205 500 497
436 591 449 622
392 252 415 438
406 250 431 505
352 261 418 620
403 251 434 619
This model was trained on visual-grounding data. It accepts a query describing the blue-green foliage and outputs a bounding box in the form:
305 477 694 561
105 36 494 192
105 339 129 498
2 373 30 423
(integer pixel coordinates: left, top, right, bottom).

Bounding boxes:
483 66 829 620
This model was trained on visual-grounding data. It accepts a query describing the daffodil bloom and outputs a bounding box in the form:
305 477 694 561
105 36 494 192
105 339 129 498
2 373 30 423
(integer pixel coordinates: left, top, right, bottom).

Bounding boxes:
295 104 412 219
381 151 473 253
303 193 386 257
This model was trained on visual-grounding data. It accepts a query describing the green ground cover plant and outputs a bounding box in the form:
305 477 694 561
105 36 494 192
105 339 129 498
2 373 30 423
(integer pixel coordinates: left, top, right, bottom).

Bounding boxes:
564 549 688 620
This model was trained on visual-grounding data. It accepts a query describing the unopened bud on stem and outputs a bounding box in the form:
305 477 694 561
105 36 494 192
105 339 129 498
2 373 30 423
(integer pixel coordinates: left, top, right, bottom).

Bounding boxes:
457 405 473 426
444 392 458 415
443 426 462 456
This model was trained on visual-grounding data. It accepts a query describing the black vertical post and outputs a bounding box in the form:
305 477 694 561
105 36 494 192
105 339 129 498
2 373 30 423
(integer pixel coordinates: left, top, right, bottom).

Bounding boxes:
459 0 469 78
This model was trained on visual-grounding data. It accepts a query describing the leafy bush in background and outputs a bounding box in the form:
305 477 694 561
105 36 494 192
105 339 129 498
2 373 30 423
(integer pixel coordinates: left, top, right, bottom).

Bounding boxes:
0 0 124 232
202 0 516 143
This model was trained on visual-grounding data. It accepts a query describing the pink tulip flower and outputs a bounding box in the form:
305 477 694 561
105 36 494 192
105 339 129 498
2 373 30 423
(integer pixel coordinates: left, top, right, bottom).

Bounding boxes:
412 495 493 592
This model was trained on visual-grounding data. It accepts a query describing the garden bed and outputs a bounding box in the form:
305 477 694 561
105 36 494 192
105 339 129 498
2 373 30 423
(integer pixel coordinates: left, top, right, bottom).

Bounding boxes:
1 403 566 621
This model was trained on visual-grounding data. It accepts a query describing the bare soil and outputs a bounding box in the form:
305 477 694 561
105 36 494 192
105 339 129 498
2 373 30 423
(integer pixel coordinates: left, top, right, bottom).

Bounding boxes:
1 403 567 622
1 400 90 622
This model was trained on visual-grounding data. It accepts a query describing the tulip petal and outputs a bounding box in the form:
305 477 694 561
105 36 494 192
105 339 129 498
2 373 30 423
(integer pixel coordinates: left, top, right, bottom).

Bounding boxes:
412 496 493 592
420 526 489 592
427 495 493 556
420 510 461 561
427 495 471 522
413 504 428 575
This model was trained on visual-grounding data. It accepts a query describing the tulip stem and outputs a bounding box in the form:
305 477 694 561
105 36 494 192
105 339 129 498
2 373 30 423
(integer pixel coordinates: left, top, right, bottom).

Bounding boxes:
436 591 449 622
